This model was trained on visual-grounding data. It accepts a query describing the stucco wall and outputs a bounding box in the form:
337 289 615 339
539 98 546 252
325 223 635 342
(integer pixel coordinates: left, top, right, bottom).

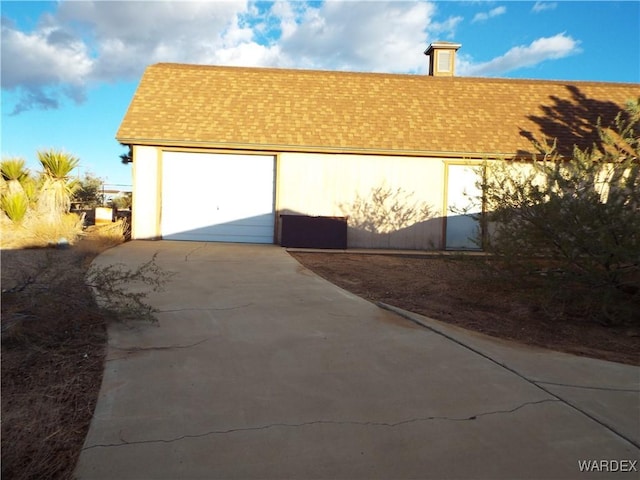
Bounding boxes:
130 147 475 249
131 146 160 240
277 153 446 249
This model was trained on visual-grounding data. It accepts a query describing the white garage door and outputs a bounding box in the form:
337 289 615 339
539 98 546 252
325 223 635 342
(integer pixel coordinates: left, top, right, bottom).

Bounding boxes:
161 152 275 243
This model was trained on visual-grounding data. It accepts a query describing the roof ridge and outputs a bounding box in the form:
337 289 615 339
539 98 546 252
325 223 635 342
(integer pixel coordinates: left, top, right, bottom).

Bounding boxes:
149 62 425 80
147 62 640 86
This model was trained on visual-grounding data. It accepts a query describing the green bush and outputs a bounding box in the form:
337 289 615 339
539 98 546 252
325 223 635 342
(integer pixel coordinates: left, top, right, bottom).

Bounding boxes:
480 99 639 325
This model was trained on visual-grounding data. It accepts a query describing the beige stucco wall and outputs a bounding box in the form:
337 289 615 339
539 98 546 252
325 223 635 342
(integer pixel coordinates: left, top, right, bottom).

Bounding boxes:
131 145 161 240
277 153 446 249
131 148 455 249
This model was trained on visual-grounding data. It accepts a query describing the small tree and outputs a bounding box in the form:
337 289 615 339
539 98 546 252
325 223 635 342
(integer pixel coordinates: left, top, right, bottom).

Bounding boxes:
73 172 105 208
480 99 639 325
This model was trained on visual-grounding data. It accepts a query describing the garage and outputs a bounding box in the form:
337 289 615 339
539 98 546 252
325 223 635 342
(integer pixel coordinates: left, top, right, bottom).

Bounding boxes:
121 61 636 250
161 152 276 243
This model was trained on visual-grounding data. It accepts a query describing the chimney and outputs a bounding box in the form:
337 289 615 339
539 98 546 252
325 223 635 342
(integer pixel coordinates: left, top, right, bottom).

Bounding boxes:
424 42 461 77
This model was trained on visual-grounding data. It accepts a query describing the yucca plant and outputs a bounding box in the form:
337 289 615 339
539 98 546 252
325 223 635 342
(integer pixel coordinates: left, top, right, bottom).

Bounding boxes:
36 149 80 222
1 158 30 196
21 176 38 208
1 191 29 223
38 150 79 179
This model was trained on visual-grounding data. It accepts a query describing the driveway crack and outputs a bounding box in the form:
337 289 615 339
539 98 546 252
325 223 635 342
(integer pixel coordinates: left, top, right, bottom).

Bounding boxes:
183 243 207 262
377 302 640 450
106 339 208 361
532 380 640 393
158 303 252 313
82 399 558 450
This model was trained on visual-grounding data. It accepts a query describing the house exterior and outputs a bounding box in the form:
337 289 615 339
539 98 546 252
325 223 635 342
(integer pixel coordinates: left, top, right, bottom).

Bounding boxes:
116 43 639 250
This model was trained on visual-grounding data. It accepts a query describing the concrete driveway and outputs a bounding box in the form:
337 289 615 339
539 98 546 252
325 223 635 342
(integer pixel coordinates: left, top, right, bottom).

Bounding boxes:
75 241 639 479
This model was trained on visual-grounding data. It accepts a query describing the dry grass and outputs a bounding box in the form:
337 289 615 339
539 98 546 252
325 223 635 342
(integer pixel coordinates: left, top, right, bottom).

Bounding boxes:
1 214 130 250
0 212 85 249
1 225 126 480
86 219 130 246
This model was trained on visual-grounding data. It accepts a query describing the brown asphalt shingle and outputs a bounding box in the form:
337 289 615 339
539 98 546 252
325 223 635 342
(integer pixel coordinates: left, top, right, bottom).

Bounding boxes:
116 63 639 158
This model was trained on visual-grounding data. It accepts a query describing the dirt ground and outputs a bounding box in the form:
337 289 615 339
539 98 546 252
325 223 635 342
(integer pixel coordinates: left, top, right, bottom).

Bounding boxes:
1 232 117 480
291 252 639 366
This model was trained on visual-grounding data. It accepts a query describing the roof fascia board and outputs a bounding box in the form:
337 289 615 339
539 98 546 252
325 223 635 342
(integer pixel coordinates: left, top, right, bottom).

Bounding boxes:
116 137 529 160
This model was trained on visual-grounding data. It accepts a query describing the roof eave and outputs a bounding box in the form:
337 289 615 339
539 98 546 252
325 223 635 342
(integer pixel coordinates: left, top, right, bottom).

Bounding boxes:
116 137 529 160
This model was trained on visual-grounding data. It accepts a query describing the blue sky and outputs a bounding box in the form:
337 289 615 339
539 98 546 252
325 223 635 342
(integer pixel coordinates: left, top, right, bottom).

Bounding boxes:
2 1 639 188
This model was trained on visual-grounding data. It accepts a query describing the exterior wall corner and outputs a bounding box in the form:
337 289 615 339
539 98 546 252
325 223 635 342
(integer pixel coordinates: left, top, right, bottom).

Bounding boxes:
131 145 162 240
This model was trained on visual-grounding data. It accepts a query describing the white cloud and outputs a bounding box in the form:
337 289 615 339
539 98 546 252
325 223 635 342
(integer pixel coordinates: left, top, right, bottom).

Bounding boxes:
431 15 463 40
213 42 283 67
1 22 93 89
458 33 581 76
276 1 442 73
270 1 308 41
472 6 506 23
3 0 468 112
1 1 260 111
532 2 558 13
58 0 256 80
1 17 94 113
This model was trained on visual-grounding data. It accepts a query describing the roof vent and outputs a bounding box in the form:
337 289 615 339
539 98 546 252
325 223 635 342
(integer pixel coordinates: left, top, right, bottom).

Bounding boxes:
424 42 461 77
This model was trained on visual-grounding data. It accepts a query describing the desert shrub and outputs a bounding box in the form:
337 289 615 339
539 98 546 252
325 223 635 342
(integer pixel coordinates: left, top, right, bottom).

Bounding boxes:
86 253 172 322
1 192 29 223
480 99 639 325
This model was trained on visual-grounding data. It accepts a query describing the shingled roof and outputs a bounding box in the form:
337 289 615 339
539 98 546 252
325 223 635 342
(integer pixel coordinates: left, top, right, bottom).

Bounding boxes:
117 63 639 158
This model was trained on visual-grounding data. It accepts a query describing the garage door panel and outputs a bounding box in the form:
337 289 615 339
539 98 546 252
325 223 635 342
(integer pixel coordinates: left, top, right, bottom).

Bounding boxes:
162 221 275 243
161 153 275 243
163 214 274 239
